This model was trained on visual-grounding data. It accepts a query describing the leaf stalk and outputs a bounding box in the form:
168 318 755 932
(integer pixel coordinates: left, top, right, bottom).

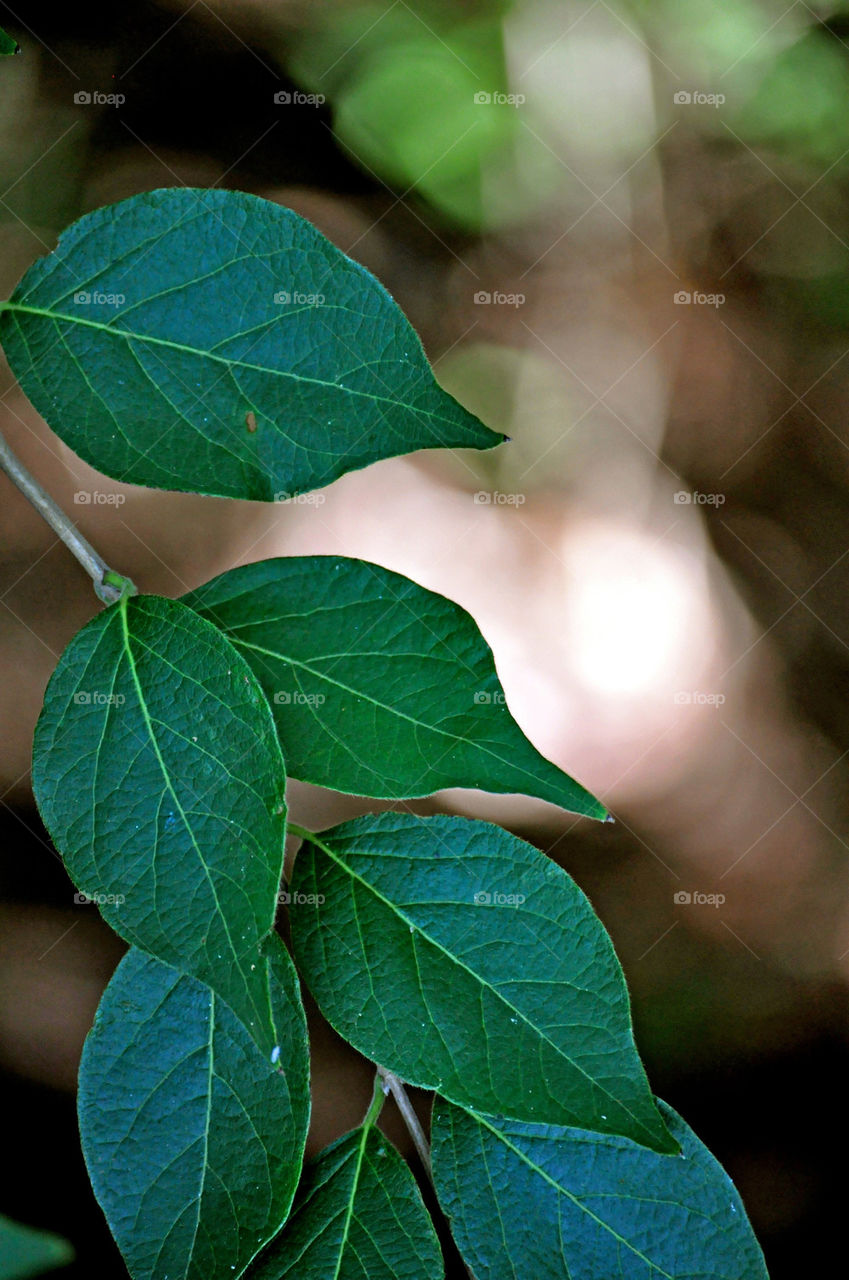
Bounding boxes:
0 430 136 604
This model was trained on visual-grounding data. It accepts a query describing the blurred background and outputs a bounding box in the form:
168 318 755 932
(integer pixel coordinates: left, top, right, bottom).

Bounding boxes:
2 0 849 1274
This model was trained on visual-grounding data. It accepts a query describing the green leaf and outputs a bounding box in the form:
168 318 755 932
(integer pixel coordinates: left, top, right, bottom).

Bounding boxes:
32 594 287 1050
0 1215 72 1278
185 556 605 817
249 1100 443 1279
0 29 19 56
431 1099 768 1280
0 187 502 501
79 941 310 1280
289 812 673 1152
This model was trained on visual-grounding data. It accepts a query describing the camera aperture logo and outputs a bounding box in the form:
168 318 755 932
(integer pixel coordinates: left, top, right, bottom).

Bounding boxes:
273 290 325 306
473 690 507 705
674 890 726 908
273 690 326 706
674 691 725 707
674 490 725 506
273 90 326 106
474 889 526 906
673 90 725 108
474 490 525 506
74 290 125 307
73 691 126 707
75 890 126 906
277 889 325 905
272 490 326 505
674 290 725 308
74 90 125 107
474 91 525 108
74 490 126 506
474 290 525 308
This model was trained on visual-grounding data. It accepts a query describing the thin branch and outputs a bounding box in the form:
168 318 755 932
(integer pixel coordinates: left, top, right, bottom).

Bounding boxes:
0 431 136 603
377 1065 432 1180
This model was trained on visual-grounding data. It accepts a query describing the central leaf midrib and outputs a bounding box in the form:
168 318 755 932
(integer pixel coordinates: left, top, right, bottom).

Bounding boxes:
1 301 457 426
184 990 217 1271
308 834 658 1146
330 1131 371 1280
118 598 267 1036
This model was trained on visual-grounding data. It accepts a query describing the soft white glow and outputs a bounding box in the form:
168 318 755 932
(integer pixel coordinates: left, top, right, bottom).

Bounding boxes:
563 521 714 699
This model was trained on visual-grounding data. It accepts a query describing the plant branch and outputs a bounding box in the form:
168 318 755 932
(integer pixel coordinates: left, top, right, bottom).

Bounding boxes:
376 1065 432 1180
0 430 136 604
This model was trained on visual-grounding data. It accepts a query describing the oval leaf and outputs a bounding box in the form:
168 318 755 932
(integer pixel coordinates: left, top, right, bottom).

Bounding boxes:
0 187 502 500
0 1215 72 1279
289 812 673 1152
32 594 287 1050
185 555 605 817
249 1122 442 1279
431 1099 768 1280
79 942 310 1280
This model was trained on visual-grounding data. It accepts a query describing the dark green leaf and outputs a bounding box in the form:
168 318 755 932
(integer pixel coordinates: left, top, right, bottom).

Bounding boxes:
0 188 501 500
32 595 287 1050
249 1117 442 1279
431 1099 768 1280
79 942 309 1280
0 29 19 56
185 556 605 817
290 812 673 1151
0 1215 72 1278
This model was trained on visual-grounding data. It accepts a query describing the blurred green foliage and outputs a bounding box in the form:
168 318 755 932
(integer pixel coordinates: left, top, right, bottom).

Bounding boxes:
286 0 557 229
0 1215 72 1279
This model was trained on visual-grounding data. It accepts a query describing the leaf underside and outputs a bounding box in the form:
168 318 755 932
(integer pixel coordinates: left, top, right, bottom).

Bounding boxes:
32 594 287 1050
248 1125 443 1280
79 942 310 1280
431 1099 769 1280
0 187 502 500
290 811 673 1152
